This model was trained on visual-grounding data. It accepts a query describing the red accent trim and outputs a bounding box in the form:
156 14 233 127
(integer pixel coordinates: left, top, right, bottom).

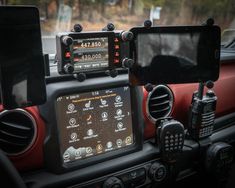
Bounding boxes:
142 87 155 139
0 106 45 172
144 62 235 139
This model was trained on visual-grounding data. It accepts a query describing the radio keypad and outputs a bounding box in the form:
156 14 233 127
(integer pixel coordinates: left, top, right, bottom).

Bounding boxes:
164 133 183 152
199 125 213 138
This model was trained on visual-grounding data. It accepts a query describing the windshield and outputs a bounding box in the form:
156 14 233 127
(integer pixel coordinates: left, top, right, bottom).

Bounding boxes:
2 0 235 48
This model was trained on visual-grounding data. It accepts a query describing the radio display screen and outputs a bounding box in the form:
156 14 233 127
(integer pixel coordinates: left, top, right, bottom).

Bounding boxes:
55 86 134 163
72 37 109 71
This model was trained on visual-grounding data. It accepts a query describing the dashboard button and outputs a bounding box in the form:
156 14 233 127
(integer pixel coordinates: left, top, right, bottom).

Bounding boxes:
117 122 124 130
106 142 113 149
87 129 94 136
116 109 122 116
103 177 124 188
116 139 122 147
67 103 75 112
119 168 146 187
149 162 167 182
100 98 107 106
63 152 70 160
96 144 103 153
70 132 78 140
102 112 108 119
115 45 120 49
115 95 122 103
111 184 122 188
125 136 132 145
65 52 71 58
86 147 92 154
74 149 81 157
69 118 76 126
85 100 91 108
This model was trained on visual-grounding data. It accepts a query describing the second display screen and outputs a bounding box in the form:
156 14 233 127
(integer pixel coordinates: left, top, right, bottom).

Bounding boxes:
55 86 133 163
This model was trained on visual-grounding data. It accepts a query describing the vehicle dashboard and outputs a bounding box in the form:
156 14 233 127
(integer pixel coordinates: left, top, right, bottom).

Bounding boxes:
1 55 234 188
0 7 235 188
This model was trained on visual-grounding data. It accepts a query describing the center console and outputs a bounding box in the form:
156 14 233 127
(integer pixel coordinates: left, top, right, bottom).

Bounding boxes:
56 86 134 163
39 74 143 173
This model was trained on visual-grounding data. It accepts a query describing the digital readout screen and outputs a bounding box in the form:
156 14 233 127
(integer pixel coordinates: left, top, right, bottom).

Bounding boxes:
72 37 109 71
55 86 133 163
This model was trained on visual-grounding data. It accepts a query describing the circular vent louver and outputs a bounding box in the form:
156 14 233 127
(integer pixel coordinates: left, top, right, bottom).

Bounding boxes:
147 85 174 122
0 109 36 155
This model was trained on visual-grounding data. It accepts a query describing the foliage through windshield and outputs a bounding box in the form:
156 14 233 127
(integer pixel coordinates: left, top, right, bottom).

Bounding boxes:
1 0 235 40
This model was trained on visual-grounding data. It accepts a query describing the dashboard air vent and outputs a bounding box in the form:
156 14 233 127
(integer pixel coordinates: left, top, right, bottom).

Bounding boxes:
147 85 174 122
0 109 36 155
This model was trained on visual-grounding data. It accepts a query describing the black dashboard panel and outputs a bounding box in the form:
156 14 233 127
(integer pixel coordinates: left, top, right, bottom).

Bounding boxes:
23 143 160 188
39 74 144 173
22 124 235 188
3 69 234 188
21 61 235 188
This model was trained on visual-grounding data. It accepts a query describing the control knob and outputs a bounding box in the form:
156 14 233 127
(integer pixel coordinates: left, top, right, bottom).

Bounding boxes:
122 58 134 68
62 36 73 46
63 63 74 74
103 177 124 188
149 162 167 182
